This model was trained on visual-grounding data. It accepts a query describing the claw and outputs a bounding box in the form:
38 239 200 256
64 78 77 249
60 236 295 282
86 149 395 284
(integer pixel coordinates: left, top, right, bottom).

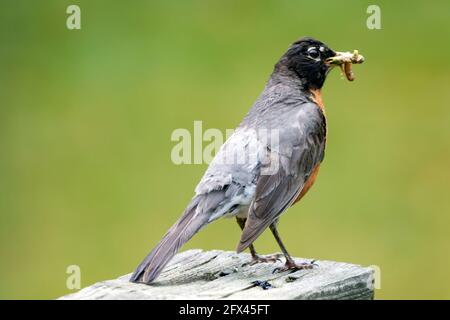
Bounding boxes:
245 253 283 266
272 260 318 274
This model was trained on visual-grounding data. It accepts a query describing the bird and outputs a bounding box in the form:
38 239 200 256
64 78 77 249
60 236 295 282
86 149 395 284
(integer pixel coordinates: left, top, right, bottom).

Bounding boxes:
130 37 364 284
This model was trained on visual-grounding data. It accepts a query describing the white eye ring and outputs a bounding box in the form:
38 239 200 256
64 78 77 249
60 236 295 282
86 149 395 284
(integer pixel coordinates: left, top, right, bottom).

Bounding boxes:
307 47 320 60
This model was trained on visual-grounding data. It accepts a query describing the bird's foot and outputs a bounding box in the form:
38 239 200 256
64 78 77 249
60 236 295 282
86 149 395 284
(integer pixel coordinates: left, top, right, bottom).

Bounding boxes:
272 260 318 274
243 254 283 266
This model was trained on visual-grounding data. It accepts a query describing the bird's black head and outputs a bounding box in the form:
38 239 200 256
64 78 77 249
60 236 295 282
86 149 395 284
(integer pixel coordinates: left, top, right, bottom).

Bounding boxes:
275 37 337 90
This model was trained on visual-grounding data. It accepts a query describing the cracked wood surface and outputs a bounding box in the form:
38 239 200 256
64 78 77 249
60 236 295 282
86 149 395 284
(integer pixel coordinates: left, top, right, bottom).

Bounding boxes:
60 249 375 300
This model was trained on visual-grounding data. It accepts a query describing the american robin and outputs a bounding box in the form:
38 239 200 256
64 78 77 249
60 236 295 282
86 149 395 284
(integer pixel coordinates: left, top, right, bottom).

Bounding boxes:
130 37 364 284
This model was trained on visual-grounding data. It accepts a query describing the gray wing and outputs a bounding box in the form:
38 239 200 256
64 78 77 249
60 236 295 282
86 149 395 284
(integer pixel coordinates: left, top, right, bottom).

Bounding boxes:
237 102 326 252
192 127 262 223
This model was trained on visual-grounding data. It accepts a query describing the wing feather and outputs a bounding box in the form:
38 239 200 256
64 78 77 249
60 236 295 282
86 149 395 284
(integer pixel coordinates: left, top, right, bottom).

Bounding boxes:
237 103 326 252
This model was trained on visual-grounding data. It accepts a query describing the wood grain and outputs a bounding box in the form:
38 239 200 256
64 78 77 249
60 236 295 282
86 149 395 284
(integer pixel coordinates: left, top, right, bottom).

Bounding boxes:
59 249 375 300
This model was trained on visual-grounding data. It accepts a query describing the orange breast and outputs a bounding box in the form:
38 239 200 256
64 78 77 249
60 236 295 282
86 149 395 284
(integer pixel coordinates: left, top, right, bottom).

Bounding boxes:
292 164 321 205
310 89 325 114
291 89 326 206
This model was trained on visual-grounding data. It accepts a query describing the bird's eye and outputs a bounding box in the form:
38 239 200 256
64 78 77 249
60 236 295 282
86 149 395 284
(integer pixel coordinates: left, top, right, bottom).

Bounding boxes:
307 47 320 60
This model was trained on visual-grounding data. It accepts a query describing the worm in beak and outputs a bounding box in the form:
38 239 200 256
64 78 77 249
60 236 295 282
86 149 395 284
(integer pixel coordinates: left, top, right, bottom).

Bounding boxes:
325 50 365 81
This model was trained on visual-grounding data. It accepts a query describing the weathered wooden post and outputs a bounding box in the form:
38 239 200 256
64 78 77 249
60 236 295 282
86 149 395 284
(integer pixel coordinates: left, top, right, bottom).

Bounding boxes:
60 249 374 300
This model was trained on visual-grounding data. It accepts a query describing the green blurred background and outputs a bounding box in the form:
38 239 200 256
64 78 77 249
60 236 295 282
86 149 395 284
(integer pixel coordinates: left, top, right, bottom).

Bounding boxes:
1 0 449 299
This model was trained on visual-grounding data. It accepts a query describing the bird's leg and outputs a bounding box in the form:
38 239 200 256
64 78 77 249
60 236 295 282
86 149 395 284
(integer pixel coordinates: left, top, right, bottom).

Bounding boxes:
236 217 282 265
269 223 317 273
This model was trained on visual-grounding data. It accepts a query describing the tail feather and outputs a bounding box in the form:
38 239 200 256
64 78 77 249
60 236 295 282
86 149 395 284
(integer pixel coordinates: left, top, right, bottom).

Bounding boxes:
130 196 211 284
